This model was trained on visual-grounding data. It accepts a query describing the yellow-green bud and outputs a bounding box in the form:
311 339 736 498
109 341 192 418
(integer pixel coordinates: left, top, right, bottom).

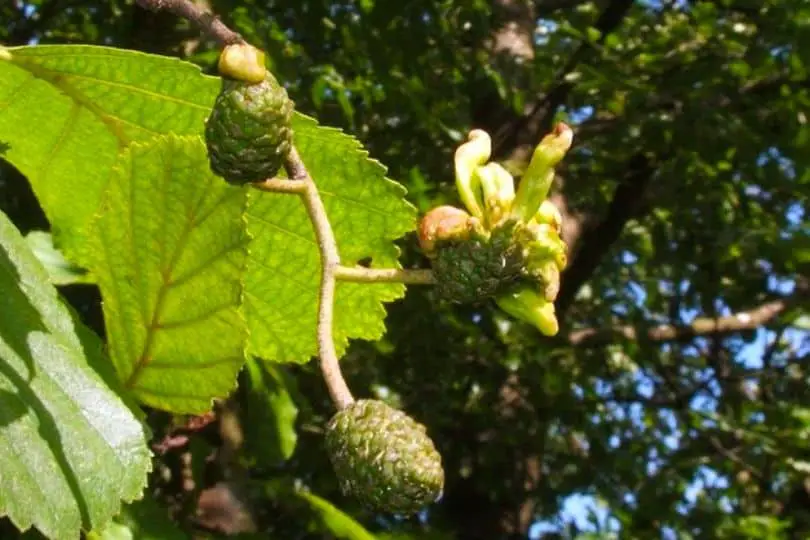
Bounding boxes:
511 123 573 222
533 200 563 233
534 260 561 302
522 223 567 271
218 43 268 84
417 206 477 258
454 130 491 221
496 288 559 336
475 162 515 228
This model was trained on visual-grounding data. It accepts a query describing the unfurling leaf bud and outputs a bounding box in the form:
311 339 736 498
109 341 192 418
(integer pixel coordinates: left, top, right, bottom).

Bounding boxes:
496 288 559 336
454 130 491 220
218 43 268 84
512 123 573 222
533 200 563 233
418 206 477 258
534 260 561 302
325 400 444 515
475 162 515 229
521 222 568 271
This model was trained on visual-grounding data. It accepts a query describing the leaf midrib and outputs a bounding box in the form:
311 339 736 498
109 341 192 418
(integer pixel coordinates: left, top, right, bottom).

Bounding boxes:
7 60 133 147
6 55 210 148
123 155 223 389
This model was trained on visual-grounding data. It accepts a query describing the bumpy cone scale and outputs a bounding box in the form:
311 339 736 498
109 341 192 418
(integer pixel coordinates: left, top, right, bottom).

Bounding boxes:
325 400 444 514
431 220 527 304
205 44 294 184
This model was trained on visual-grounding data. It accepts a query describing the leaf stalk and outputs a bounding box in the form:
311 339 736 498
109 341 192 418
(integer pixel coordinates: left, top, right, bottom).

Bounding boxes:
334 266 435 285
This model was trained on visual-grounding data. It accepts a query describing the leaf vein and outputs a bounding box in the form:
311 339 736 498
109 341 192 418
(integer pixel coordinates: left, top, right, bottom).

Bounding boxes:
169 240 246 290
191 187 244 230
126 148 198 389
317 187 397 217
51 71 212 111
247 257 316 291
10 60 142 147
0 74 34 115
33 102 81 186
155 301 235 331
248 213 316 246
145 356 242 371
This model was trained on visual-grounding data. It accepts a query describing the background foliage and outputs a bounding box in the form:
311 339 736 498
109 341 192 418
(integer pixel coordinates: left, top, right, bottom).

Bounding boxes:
1 0 808 538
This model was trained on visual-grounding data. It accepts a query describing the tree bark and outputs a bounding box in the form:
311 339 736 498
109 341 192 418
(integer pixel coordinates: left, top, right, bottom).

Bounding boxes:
453 1 641 536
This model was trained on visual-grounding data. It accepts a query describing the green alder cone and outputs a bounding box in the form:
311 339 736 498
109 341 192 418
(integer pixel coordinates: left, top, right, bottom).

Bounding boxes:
325 399 444 514
432 220 526 304
205 72 294 184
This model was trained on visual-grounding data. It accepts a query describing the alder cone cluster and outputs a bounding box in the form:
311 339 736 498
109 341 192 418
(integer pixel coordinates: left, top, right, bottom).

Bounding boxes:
325 399 444 514
205 72 294 184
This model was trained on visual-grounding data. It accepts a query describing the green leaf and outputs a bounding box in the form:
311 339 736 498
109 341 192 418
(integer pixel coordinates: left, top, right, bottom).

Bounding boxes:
87 495 189 540
296 490 377 540
25 231 93 285
243 358 298 463
0 209 151 539
245 115 416 363
0 44 417 366
88 135 249 413
718 514 789 538
0 45 218 262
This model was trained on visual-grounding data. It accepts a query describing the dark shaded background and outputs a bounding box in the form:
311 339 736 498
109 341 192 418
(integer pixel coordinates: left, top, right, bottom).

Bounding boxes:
2 0 809 538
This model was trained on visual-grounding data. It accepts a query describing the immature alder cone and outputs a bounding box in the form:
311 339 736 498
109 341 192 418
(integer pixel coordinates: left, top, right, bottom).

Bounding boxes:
430 221 526 304
325 399 444 514
205 70 294 184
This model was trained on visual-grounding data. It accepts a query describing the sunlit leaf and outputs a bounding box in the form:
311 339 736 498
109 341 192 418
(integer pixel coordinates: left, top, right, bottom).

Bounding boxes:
0 210 151 539
88 135 249 413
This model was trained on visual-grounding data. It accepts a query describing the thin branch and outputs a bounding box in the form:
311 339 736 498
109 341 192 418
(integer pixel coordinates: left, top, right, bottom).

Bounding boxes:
282 148 355 410
569 298 793 347
556 152 659 315
335 266 436 285
254 153 356 410
492 0 636 158
133 0 242 46
133 0 355 411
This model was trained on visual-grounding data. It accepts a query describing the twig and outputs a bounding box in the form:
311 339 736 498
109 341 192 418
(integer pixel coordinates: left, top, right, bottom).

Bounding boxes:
133 0 356 411
252 155 357 411
569 297 796 347
277 149 355 410
335 266 436 285
706 436 763 480
134 0 242 46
